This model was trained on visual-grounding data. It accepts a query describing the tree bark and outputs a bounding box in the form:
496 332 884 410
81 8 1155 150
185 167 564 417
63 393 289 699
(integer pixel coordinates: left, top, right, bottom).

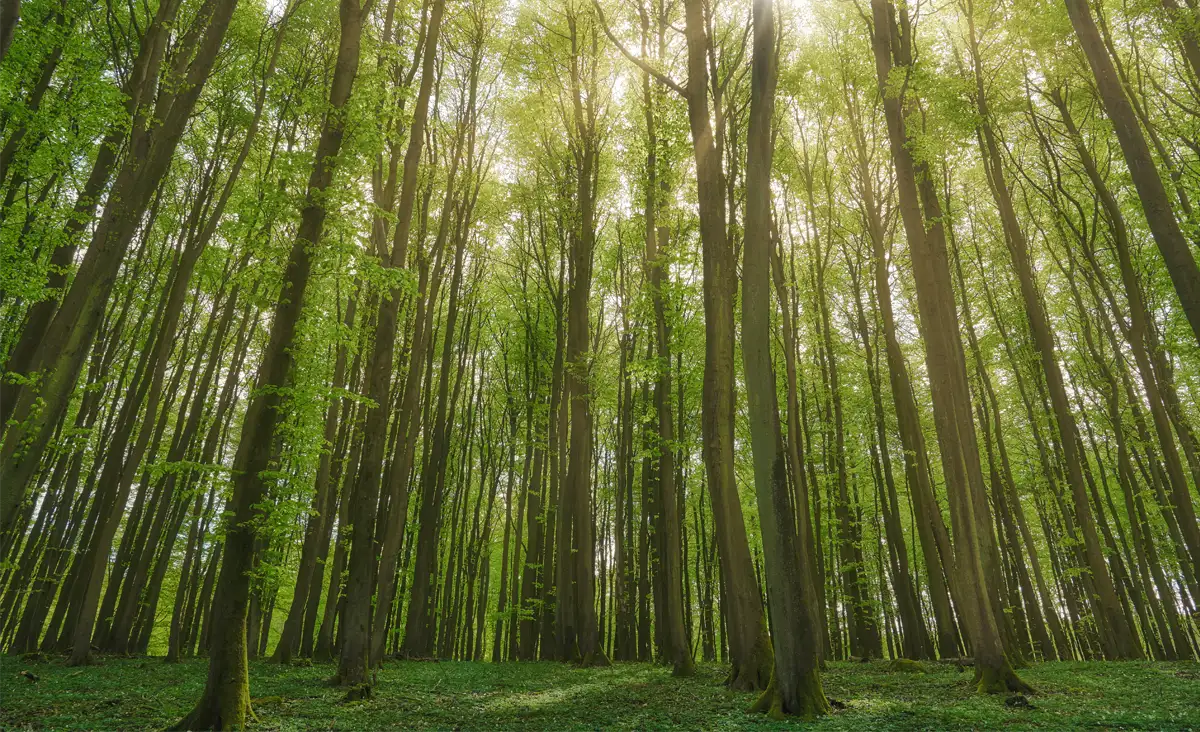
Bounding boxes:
1062 0 1200 344
742 0 827 717
868 0 1030 692
171 0 366 724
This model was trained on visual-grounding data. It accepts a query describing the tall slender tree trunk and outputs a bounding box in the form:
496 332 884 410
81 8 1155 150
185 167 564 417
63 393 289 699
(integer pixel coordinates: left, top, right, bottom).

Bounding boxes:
869 0 1030 692
964 9 1140 658
338 0 447 685
0 0 238 530
1061 0 1200 344
171 0 366 724
402 157 473 659
555 9 607 666
1049 90 1200 595
847 254 932 660
631 0 776 691
742 0 827 717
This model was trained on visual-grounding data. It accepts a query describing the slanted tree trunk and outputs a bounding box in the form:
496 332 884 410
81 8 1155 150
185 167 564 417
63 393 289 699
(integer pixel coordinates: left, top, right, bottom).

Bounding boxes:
1061 0 1200 344
1048 89 1200 600
70 136 240 663
868 0 1030 693
0 0 238 532
170 0 366 725
963 5 1140 658
0 0 182 432
837 77 963 658
948 221 1050 664
0 0 18 63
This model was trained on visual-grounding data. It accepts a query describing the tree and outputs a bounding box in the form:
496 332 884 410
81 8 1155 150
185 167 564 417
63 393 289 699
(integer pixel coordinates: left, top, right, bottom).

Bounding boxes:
867 0 1032 693
171 0 369 724
742 0 828 717
336 0 446 687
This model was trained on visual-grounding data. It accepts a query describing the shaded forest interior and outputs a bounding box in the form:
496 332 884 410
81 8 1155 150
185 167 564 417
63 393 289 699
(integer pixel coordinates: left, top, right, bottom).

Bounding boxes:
0 0 1198 726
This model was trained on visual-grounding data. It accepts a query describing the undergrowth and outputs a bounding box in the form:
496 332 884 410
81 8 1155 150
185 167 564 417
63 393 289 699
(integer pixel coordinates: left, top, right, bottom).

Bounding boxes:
2 656 1197 730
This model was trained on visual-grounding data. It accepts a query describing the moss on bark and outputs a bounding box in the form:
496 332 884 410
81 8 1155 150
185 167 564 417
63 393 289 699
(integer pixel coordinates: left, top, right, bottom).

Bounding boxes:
726 625 773 692
750 667 830 720
976 660 1035 695
578 650 611 668
169 675 255 730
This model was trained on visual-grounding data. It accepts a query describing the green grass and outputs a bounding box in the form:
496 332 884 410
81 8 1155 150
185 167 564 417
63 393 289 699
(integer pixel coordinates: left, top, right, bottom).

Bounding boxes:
2 655 1197 730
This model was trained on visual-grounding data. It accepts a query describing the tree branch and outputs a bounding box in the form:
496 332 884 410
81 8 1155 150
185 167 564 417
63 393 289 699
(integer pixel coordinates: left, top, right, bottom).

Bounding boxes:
590 0 687 98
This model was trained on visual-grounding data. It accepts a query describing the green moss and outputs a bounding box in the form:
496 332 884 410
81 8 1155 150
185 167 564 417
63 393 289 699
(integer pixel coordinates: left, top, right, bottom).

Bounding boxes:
787 667 832 720
340 684 372 703
887 659 929 673
752 667 831 720
975 660 1036 695
726 624 773 692
749 670 777 715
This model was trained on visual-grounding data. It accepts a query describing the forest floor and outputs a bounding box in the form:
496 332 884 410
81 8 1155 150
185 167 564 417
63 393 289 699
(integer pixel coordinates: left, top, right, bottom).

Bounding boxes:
1 655 1197 730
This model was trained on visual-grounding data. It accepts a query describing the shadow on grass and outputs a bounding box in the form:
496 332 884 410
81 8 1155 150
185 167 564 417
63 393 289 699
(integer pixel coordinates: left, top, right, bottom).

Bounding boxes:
2 656 1198 730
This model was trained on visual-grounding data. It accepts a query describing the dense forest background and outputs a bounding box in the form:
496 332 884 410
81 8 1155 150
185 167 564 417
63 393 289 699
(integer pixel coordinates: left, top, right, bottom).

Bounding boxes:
0 0 1197 725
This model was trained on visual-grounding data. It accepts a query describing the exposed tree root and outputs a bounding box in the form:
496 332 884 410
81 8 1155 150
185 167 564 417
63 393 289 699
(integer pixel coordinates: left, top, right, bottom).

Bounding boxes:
578 650 611 668
749 668 831 720
169 690 255 731
341 683 373 703
726 629 773 692
976 661 1036 695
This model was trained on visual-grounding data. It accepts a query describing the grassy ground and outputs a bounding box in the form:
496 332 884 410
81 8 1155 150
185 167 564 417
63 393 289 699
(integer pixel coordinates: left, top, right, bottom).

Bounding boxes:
1 655 1197 730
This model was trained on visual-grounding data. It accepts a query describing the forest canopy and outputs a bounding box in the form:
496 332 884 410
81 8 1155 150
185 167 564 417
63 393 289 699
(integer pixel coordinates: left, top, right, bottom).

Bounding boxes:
0 0 1198 727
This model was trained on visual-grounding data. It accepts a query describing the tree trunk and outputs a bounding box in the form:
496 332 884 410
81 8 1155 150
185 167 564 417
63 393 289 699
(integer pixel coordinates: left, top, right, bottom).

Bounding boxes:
171 0 366 724
0 0 238 530
1061 0 1200 343
869 0 1030 693
742 0 827 717
675 0 775 692
963 9 1140 658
